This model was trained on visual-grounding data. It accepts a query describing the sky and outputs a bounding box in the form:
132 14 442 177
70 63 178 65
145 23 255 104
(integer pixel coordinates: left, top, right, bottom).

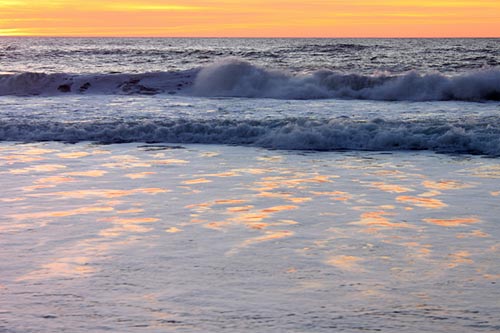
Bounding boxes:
0 0 499 37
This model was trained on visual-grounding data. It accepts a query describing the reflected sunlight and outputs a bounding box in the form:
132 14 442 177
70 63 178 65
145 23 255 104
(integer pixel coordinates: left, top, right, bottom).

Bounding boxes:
326 255 365 272
423 217 480 227
396 196 447 208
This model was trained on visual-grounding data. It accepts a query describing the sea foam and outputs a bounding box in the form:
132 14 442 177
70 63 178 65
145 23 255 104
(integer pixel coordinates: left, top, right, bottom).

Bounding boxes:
193 59 500 101
1 59 499 101
1 117 499 156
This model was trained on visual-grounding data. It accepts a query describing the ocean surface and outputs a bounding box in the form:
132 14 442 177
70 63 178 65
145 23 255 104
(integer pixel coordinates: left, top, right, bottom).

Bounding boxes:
0 38 499 155
1 38 499 332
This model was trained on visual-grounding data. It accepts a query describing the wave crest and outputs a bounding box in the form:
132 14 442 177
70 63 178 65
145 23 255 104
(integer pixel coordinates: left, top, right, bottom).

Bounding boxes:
1 117 498 156
193 59 500 101
1 59 499 101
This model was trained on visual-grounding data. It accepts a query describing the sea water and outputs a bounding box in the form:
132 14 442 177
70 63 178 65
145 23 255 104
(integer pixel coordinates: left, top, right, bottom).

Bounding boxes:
1 38 499 154
0 38 499 332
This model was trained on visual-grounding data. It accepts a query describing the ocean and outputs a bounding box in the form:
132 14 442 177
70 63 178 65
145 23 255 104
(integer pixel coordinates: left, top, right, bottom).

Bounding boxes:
1 38 499 332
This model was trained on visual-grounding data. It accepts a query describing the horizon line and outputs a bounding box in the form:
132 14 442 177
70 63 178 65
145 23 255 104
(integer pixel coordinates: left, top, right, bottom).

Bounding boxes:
1 35 499 39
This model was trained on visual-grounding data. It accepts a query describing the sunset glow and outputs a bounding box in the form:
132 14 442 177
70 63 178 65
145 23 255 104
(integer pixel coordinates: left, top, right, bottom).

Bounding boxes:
1 0 499 37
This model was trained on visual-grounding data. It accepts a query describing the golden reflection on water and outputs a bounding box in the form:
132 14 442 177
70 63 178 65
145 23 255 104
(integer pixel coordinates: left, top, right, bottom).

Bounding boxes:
98 216 159 237
0 155 44 164
351 211 414 229
182 178 212 185
261 205 298 213
152 159 189 165
371 169 405 177
16 148 54 155
34 176 75 184
226 205 254 213
185 192 303 234
22 184 56 192
10 164 66 174
396 196 447 209
117 208 145 214
166 227 183 233
28 187 168 199
201 171 240 178
400 242 433 258
482 274 500 280
199 152 220 158
468 165 500 178
0 222 32 233
422 180 472 190
102 155 152 168
256 191 292 199
64 170 107 177
100 217 159 224
204 221 230 230
288 197 312 203
57 152 90 159
100 224 152 236
419 190 442 197
17 257 96 281
229 168 268 175
257 156 284 162
278 219 299 226
9 206 114 220
230 212 268 223
3 144 498 295
185 199 249 212
227 230 294 255
423 217 480 227
369 182 413 193
456 230 489 238
214 199 247 205
16 240 113 281
448 251 473 268
326 255 365 272
0 197 25 202
124 172 156 179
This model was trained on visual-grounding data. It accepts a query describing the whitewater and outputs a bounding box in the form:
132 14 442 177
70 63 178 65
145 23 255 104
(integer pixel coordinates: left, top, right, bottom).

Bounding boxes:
0 38 499 155
1 38 499 333
1 60 500 101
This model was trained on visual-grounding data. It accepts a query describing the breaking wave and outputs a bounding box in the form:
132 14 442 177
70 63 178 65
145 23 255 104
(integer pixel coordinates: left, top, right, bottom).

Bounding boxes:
1 117 499 156
1 59 500 101
0 70 198 96
193 59 500 101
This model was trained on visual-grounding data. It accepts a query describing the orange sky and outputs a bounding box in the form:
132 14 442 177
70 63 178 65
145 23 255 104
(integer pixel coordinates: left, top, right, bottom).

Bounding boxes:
1 0 499 37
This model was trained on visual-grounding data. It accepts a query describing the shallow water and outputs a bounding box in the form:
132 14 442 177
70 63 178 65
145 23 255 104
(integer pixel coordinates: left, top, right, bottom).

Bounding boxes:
1 143 498 332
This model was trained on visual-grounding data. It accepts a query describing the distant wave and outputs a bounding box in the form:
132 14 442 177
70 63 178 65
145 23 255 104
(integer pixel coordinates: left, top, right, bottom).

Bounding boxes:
1 59 500 101
1 117 499 156
0 70 199 96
